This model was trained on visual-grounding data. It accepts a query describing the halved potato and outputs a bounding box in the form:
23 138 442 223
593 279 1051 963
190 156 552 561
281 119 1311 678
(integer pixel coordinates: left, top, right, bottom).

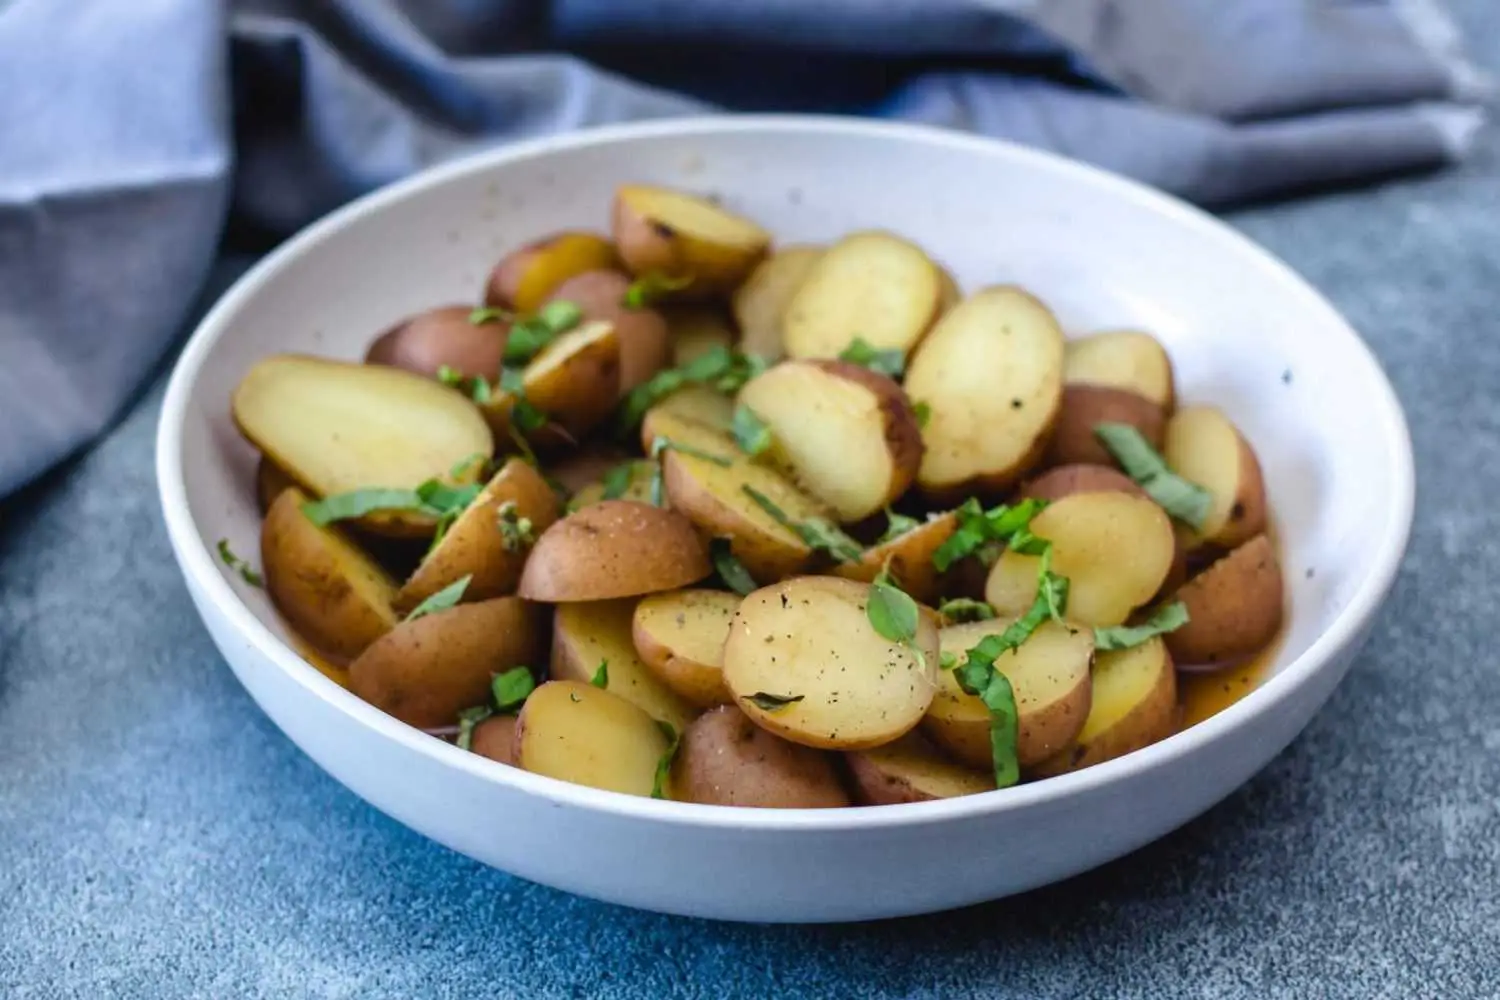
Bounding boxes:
612 185 771 295
906 287 1065 500
632 589 741 707
985 492 1174 627
566 459 657 511
731 245 822 361
1045 385 1166 468
673 705 849 808
365 305 508 381
737 360 923 522
544 270 670 393
1030 638 1176 777
782 231 942 360
484 231 619 313
722 577 938 751
514 319 621 439
255 457 297 515
261 488 400 662
935 264 962 315
518 501 710 602
233 354 494 537
1163 405 1268 549
1019 463 1147 503
666 307 735 367
1165 533 1283 666
392 458 561 614
469 714 518 766
921 619 1093 768
348 597 542 728
548 446 633 494
552 600 696 730
846 732 994 805
1063 331 1175 410
832 512 959 605
514 681 671 797
639 386 735 450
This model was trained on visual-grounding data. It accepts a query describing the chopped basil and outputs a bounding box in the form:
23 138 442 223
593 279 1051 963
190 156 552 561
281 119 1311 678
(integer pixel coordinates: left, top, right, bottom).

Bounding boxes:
1094 602 1189 652
710 538 757 596
743 691 805 711
417 479 482 512
952 647 1021 788
590 659 609 688
838 337 905 378
600 462 636 501
436 365 465 387
1093 422 1213 529
497 367 548 433
938 598 995 623
939 651 958 671
912 401 931 429
216 539 264 587
869 562 928 671
741 486 863 562
877 508 922 544
930 497 1049 572
404 574 472 621
469 306 511 325
651 720 681 799
616 346 768 431
502 300 583 365
731 404 773 457
455 705 493 750
491 667 535 712
449 453 487 480
623 272 693 309
496 501 535 552
468 375 494 404
505 425 539 467
301 487 425 527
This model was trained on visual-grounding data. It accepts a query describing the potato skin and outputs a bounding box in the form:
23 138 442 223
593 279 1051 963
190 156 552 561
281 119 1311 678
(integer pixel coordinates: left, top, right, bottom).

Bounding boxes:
1019 463 1148 503
1165 533 1284 667
518 500 710 602
1029 640 1177 778
365 305 506 380
1045 385 1166 468
255 457 297 515
845 733 994 805
348 597 543 728
611 186 770 296
484 231 618 313
672 706 850 808
832 512 958 605
469 715 518 766
545 270 671 393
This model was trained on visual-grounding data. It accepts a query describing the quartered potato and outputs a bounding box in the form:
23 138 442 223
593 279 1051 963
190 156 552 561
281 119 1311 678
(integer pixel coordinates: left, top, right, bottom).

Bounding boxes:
673 705 849 808
1030 637 1177 777
612 185 771 295
985 492 1175 627
233 355 494 537
552 599 696 730
485 231 619 313
1045 385 1166 468
514 681 671 797
544 270 671 393
519 501 710 603
261 488 400 662
1165 533 1283 667
922 619 1093 769
348 597 542 728
365 305 508 381
906 287 1065 500
566 459 657 511
632 589 741 708
782 230 942 360
738 360 923 522
1019 463 1147 503
731 245 822 361
832 512 959 605
722 577 938 751
393 458 561 614
1163 405 1268 550
666 307 736 367
639 386 735 449
1063 330 1176 410
846 732 994 805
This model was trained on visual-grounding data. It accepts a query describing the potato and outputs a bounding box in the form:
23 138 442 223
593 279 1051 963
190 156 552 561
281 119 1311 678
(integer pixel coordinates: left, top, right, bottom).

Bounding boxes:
921 619 1093 769
566 459 657 511
1030 638 1176 777
514 681 671 797
737 360 923 522
1063 330 1175 410
612 185 771 295
469 715 518 766
518 501 710 602
1045 385 1166 468
846 732 994 805
552 600 697 730
365 305 507 381
731 245 822 361
484 231 618 313
544 270 670 393
513 319 621 440
392 458 561 614
639 386 735 449
722 577 938 750
547 446 633 494
672 705 849 808
260 488 400 662
1163 405 1268 549
985 492 1175 627
906 287 1065 500
233 354 494 537
782 231 942 360
348 597 542 728
1019 463 1147 503
935 264 962 314
666 307 735 367
255 457 297 515
631 589 740 708
832 512 959 605
1165 534 1283 666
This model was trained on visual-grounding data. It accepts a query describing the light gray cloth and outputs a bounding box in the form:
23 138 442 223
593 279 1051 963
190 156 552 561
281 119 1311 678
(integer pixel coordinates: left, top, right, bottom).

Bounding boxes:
0 0 1487 497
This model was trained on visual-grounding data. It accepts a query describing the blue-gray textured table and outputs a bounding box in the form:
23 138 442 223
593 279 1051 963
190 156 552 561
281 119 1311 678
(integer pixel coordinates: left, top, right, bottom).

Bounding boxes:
5 28 1500 1000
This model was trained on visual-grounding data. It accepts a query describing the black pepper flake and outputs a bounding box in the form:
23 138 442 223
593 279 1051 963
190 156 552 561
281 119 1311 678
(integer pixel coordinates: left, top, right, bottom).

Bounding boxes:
1010 398 1023 409
780 594 790 609
1230 501 1246 521
650 220 677 239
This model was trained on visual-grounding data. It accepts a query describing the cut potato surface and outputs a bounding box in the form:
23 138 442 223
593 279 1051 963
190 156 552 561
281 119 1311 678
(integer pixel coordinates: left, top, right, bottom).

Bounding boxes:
233 354 494 537
1030 638 1176 777
485 231 619 313
552 600 696 730
1019 464 1148 503
1165 533 1283 667
666 307 735 367
738 360 923 521
514 681 671 797
1064 331 1175 409
673 706 849 808
612 185 770 295
1163 405 1267 549
782 231 941 360
846 732 994 805
548 446 633 494
732 246 823 361
639 387 735 449
907 287 1065 498
1045 385 1166 468
519 319 621 438
832 512 958 605
722 577 938 751
518 501 710 602
922 619 1093 769
544 270 670 394
985 492 1174 627
632 589 741 708
567 459 657 510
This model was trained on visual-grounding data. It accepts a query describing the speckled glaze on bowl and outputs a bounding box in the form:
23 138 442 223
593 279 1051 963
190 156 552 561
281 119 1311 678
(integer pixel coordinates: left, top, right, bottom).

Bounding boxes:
156 116 1413 923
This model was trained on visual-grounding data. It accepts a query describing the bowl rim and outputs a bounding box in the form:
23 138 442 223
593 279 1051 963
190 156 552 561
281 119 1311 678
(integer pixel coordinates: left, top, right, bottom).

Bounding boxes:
156 113 1415 832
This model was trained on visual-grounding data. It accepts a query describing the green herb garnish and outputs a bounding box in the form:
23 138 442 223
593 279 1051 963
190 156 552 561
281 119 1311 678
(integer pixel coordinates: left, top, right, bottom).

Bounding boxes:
648 435 734 507
929 497 1049 572
301 487 426 527
405 574 472 621
450 453 487 480
455 705 492 750
624 272 694 309
616 346 768 430
939 651 958 671
1094 602 1190 652
952 646 1021 788
652 720 681 799
867 562 927 670
590 660 609 688
497 367 548 433
600 462 636 501
469 306 511 325
743 692 805 712
710 538 757 596
741 485 863 562
496 501 535 552
1093 423 1213 529
838 337 905 378
938 598 995 623
877 508 922 544
731 404 773 457
491 666 535 712
216 539 264 587
502 300 583 365
912 401 931 429
437 365 465 387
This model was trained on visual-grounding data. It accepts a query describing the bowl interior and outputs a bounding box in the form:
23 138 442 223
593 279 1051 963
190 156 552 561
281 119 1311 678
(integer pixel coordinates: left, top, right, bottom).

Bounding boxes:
173 118 1409 775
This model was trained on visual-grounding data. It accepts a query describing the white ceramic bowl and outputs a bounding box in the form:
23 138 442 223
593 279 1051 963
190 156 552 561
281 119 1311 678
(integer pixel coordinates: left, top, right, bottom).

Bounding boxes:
157 116 1413 923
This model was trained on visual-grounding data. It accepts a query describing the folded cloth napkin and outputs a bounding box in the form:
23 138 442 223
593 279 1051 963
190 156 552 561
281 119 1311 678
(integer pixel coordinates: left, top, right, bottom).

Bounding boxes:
0 0 1486 498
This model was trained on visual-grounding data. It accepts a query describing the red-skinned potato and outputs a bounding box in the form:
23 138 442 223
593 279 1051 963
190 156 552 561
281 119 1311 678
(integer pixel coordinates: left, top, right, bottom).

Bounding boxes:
1029 638 1176 778
545 270 670 393
1163 405 1268 550
846 732 994 805
832 512 959 605
1045 385 1166 468
518 500 710 602
612 185 771 296
484 231 618 313
731 246 823 361
1064 331 1176 411
631 589 740 708
1165 533 1283 667
468 715 518 766
672 706 850 808
365 305 507 380
1019 463 1148 502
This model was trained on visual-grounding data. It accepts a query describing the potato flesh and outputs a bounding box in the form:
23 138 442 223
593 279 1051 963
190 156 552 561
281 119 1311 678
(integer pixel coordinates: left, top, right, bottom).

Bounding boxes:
1164 405 1262 546
567 460 657 510
1031 638 1175 776
520 319 620 436
732 246 823 361
632 589 740 707
985 492 1174 627
907 287 1064 494
504 233 618 313
641 387 735 447
515 681 669 797
782 231 941 359
618 186 769 249
666 308 735 367
722 577 938 750
848 733 994 803
1063 331 1174 408
553 600 697 731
